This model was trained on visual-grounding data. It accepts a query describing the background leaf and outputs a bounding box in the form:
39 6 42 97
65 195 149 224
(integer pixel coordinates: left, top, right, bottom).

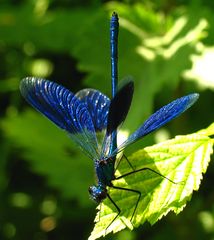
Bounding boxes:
2 110 93 205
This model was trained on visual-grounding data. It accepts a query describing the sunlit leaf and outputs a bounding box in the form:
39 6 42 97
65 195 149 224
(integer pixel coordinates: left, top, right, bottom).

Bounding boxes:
183 46 214 90
89 123 214 239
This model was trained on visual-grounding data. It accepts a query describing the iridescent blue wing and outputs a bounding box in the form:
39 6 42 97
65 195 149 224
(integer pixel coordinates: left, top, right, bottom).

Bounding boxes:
20 77 100 160
110 93 199 156
75 89 110 132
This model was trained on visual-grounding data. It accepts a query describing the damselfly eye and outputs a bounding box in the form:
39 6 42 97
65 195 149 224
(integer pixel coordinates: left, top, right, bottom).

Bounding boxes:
88 186 107 203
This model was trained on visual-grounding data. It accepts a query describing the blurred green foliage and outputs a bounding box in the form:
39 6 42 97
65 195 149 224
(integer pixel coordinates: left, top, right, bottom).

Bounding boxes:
0 0 213 239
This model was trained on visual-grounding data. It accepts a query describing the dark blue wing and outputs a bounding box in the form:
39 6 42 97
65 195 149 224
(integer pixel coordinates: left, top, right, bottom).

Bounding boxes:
75 89 110 132
110 93 199 156
101 79 134 158
106 79 134 135
20 77 100 159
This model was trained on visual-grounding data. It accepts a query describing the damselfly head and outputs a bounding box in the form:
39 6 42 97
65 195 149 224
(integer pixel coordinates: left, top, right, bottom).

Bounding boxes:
88 185 107 203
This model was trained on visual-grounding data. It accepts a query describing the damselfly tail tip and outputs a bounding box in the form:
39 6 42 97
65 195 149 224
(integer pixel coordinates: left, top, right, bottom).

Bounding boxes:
112 12 118 18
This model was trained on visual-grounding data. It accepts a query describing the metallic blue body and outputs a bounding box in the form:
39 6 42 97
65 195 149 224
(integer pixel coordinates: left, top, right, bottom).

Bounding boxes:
95 159 115 186
110 12 119 99
109 12 119 157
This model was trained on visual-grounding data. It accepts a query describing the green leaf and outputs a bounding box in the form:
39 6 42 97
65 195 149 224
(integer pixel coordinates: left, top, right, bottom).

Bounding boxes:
89 123 214 239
